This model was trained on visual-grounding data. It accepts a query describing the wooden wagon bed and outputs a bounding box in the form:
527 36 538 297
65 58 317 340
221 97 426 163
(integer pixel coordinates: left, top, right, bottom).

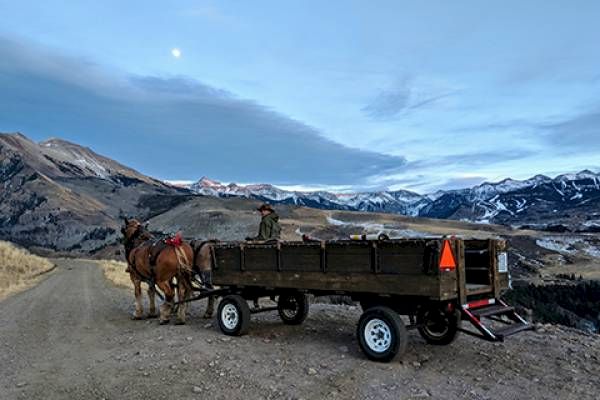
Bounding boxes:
192 237 533 362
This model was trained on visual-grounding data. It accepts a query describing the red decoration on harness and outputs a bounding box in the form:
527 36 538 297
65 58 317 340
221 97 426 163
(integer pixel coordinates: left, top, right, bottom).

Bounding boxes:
165 232 183 247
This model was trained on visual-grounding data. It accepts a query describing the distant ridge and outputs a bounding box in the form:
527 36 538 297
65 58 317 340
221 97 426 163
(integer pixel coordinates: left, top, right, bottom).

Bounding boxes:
182 170 600 229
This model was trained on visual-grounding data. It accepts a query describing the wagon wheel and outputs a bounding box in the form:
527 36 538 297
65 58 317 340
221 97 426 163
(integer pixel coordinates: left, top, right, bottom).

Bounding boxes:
416 307 461 345
357 306 407 362
277 292 309 325
217 295 251 336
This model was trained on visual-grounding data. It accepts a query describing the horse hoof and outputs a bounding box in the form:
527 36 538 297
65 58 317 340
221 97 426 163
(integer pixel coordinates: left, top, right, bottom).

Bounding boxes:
147 313 159 319
159 319 170 325
131 315 145 320
174 320 186 325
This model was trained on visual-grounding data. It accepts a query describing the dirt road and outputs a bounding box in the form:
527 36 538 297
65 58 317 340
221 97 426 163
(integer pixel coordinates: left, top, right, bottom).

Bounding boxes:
1 259 599 400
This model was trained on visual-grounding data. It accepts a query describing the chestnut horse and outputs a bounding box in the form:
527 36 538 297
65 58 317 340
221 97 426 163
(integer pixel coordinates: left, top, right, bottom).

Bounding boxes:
121 218 193 324
191 240 217 318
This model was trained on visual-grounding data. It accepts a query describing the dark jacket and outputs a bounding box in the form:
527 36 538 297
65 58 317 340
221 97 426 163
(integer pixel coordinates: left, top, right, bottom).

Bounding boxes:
252 212 281 241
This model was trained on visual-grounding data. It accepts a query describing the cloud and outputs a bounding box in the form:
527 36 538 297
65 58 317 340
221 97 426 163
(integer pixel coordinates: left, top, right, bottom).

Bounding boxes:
540 108 600 152
0 36 407 185
361 82 411 119
432 176 487 191
361 78 456 120
405 149 534 170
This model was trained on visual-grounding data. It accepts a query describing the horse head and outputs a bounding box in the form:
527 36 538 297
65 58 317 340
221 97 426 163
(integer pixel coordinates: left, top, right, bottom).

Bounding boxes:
121 217 142 241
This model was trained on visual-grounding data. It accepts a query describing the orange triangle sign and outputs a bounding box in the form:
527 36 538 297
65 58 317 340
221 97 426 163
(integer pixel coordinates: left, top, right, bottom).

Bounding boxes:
440 240 457 270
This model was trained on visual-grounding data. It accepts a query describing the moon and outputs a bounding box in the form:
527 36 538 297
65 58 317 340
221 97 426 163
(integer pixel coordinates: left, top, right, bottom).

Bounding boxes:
171 48 181 58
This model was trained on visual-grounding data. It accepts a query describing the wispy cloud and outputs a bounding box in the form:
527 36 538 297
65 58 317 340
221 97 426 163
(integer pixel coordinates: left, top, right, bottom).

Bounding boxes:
539 107 600 153
405 149 534 170
361 78 456 120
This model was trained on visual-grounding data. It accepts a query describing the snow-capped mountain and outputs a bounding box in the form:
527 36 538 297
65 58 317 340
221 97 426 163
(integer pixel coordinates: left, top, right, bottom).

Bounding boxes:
422 170 600 229
185 171 600 230
188 177 430 216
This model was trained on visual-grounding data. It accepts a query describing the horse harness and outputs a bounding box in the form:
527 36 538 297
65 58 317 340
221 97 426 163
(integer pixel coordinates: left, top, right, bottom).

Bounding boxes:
124 226 168 287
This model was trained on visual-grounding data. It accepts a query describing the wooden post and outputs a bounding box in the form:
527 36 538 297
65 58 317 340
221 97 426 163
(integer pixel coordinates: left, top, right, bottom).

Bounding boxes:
240 244 245 272
490 240 500 298
456 240 467 306
371 242 379 273
320 241 327 273
276 242 282 272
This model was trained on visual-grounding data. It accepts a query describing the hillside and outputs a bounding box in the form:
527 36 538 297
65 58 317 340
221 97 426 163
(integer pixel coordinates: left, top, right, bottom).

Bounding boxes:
0 132 188 252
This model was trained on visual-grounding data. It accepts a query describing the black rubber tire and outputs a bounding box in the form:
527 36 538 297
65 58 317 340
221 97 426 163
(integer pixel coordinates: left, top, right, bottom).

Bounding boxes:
277 292 309 325
359 300 372 312
217 295 251 336
357 306 407 362
417 307 461 345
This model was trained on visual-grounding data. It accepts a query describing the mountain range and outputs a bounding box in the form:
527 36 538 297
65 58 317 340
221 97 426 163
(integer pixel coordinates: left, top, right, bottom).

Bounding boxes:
2 131 599 254
181 171 600 231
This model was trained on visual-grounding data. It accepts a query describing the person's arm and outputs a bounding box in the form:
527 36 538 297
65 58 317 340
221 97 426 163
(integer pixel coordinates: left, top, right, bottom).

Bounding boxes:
257 218 270 240
247 219 267 241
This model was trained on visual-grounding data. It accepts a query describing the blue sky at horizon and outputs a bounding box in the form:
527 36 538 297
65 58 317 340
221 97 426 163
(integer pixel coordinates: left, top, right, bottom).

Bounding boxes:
1 1 599 193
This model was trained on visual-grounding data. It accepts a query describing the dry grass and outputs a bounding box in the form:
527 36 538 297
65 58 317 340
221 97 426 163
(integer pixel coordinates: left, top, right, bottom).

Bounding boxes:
94 259 131 288
0 240 56 300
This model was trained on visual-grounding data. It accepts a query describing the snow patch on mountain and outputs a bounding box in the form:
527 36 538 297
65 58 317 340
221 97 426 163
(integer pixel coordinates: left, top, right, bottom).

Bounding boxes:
182 169 600 228
537 236 600 258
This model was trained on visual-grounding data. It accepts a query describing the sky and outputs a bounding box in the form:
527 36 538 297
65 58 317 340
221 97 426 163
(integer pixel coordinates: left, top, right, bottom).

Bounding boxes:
1 1 599 193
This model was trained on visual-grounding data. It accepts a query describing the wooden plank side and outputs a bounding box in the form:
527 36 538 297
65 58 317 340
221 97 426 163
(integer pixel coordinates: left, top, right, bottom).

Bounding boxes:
378 240 439 275
212 270 443 298
281 244 321 272
214 247 241 272
325 243 371 273
245 246 278 271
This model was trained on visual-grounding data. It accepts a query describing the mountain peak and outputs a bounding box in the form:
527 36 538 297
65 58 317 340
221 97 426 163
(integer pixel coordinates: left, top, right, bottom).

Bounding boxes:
198 176 223 186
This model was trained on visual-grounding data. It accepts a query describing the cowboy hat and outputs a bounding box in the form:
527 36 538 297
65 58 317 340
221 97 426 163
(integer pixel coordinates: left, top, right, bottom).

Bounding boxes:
256 203 275 212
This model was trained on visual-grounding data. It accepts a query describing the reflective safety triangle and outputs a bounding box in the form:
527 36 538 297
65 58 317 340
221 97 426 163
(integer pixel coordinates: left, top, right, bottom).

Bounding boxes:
440 240 457 270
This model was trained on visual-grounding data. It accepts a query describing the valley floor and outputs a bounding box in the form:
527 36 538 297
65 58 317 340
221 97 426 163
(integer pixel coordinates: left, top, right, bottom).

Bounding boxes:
0 259 599 400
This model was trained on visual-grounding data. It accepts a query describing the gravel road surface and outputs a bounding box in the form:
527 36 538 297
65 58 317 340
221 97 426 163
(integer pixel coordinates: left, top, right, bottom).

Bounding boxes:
1 259 599 400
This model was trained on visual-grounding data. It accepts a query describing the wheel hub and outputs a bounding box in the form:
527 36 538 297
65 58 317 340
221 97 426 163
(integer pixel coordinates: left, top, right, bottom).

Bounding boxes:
364 318 392 352
221 304 239 330
423 311 449 337
281 298 299 318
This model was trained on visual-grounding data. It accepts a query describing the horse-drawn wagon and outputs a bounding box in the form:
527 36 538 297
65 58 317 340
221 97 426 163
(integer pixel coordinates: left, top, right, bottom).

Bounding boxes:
202 237 532 362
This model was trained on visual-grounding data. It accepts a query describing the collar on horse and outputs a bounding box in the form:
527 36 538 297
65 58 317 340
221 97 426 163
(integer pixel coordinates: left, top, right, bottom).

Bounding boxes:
124 225 156 282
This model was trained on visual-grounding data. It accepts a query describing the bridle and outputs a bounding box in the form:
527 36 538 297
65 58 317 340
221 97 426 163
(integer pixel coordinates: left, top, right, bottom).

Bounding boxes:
123 224 150 259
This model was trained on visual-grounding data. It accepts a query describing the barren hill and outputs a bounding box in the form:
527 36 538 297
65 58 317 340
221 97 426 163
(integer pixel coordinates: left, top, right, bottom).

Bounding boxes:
0 132 188 252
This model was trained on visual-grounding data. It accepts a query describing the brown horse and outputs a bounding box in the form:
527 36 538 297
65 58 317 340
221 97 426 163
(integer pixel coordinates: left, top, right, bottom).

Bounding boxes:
191 240 217 318
121 218 193 324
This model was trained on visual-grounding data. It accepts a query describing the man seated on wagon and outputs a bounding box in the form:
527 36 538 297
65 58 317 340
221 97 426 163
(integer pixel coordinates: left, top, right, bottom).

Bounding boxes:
245 203 281 241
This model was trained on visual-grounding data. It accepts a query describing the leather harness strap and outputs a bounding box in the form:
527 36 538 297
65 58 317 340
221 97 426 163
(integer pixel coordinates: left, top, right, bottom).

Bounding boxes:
125 226 157 286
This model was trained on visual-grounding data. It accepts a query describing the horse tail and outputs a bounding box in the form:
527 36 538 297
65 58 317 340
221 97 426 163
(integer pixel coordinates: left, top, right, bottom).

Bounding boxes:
173 245 193 276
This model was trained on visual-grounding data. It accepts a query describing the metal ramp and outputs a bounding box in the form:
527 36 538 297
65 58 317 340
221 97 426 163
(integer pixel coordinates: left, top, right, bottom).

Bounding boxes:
459 298 534 341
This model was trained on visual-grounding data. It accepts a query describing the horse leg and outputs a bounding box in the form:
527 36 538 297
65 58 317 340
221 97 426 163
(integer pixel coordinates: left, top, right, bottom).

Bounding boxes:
131 277 145 320
175 278 190 325
157 281 174 325
200 270 215 319
204 295 215 319
147 285 158 318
